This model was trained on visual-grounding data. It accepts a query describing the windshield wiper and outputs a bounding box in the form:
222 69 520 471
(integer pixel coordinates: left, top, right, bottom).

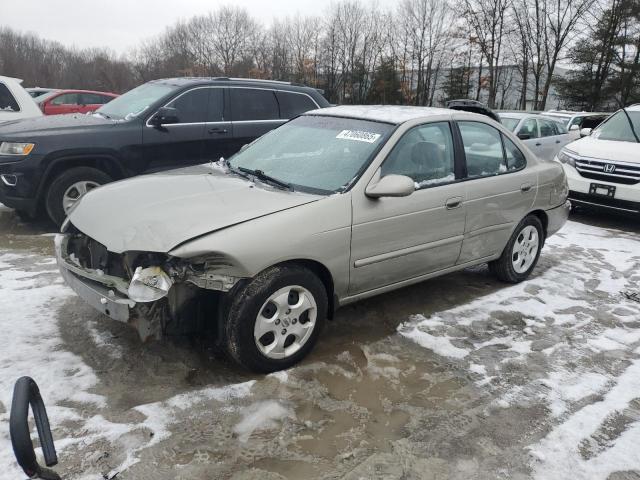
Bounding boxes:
237 167 293 191
621 107 640 143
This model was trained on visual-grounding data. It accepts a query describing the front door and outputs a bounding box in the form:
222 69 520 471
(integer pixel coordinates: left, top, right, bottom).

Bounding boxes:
350 121 466 295
456 121 536 263
142 87 210 172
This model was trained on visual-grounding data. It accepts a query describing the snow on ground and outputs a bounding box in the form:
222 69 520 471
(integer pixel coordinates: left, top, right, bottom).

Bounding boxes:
0 249 257 480
400 220 640 479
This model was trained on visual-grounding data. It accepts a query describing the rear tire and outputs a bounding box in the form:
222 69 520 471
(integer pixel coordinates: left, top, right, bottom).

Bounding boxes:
45 167 112 226
222 265 327 373
489 215 544 283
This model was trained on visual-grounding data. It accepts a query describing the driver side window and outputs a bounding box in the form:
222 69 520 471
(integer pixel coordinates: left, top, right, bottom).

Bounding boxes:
380 122 455 189
165 88 209 124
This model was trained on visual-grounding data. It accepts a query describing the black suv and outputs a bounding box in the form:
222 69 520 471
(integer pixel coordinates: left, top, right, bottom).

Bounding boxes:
0 77 329 224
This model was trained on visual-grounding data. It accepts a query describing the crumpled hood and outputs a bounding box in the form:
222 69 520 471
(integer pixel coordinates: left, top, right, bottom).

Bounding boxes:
566 137 640 164
68 165 321 253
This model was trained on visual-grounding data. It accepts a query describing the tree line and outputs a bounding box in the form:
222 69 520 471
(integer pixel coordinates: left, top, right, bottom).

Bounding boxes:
1 0 638 111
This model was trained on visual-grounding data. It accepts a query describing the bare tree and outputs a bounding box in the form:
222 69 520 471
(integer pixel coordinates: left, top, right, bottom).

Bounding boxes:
398 0 454 106
459 0 512 108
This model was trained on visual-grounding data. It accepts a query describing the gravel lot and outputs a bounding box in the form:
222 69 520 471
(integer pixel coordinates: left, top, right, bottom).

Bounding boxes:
0 203 639 480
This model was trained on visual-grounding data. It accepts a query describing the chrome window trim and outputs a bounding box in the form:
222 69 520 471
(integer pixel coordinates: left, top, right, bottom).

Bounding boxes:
228 86 320 121
145 86 226 128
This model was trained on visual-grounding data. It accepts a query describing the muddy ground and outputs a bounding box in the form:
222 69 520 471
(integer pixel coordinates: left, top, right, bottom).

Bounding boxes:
0 204 639 480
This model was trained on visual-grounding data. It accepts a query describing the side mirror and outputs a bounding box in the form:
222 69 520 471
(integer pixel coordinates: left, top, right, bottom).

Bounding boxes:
580 127 592 137
150 107 179 127
365 174 415 199
517 132 531 140
569 124 580 131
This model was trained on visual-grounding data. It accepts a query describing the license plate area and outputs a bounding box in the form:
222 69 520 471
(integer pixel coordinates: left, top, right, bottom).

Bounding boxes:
589 183 616 197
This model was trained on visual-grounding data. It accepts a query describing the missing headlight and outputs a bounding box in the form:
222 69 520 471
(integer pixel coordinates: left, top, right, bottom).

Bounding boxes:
128 266 173 302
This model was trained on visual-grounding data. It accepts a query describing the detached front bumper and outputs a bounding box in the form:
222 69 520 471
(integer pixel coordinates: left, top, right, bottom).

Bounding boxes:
55 234 135 323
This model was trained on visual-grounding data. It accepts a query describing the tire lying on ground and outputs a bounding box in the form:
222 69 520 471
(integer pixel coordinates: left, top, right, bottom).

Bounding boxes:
45 166 113 226
489 214 545 283
222 264 328 373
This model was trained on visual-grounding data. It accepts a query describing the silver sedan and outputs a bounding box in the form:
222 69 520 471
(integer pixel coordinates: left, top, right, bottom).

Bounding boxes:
56 105 570 372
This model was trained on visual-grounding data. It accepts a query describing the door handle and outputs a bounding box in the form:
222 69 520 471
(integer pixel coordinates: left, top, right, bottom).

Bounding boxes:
208 128 228 134
521 182 534 192
535 142 542 146
555 140 561 144
445 196 463 209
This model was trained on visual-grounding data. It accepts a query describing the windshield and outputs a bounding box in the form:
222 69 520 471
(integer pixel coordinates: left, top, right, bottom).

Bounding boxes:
593 110 640 142
500 117 520 131
228 115 393 194
96 82 176 120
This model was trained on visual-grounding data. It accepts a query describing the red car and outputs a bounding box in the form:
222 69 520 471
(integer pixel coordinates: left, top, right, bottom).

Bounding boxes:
36 89 119 115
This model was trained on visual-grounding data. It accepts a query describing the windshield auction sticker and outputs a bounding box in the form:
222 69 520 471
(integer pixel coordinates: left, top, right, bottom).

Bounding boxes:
336 130 381 143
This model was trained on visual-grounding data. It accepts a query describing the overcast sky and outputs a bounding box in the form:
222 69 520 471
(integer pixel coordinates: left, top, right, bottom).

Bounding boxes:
2 0 332 55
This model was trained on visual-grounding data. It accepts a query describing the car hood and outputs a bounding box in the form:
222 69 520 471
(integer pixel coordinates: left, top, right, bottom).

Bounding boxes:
68 165 321 253
0 112 112 138
566 137 640 164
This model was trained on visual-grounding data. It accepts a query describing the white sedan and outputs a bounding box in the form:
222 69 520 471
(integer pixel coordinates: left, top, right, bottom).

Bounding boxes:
499 112 573 161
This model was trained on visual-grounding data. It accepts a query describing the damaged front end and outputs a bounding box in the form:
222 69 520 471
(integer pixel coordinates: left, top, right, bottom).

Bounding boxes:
55 228 243 341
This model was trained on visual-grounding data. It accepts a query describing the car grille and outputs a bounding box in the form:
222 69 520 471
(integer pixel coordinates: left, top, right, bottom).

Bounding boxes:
575 157 640 185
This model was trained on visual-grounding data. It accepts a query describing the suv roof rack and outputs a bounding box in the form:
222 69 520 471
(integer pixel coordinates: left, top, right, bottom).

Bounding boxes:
224 77 292 85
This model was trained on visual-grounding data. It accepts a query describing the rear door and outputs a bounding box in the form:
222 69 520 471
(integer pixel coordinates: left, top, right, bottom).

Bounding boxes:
539 118 571 160
229 87 285 152
44 92 81 115
456 120 536 263
78 93 103 114
142 87 209 172
350 121 466 294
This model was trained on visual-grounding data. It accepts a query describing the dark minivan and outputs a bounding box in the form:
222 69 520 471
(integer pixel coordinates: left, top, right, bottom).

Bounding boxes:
0 77 329 224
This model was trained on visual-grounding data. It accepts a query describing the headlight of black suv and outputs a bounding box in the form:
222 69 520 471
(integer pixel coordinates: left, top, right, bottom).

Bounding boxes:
0 142 35 156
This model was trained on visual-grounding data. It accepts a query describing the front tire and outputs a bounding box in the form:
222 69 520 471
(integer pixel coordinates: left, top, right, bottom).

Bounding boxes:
489 215 544 283
45 167 112 226
223 265 327 373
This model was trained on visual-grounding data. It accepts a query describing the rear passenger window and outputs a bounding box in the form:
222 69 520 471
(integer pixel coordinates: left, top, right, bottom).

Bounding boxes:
51 93 79 105
165 88 208 123
230 88 279 121
80 93 103 104
0 83 19 112
503 136 526 171
459 121 506 177
381 122 455 188
276 92 317 118
539 119 556 137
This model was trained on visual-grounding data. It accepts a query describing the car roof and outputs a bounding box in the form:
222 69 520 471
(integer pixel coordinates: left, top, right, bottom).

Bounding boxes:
627 104 640 112
149 77 321 95
499 112 531 119
305 105 454 124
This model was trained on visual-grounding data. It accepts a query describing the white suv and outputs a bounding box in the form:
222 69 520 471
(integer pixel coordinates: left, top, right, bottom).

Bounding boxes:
556 105 640 215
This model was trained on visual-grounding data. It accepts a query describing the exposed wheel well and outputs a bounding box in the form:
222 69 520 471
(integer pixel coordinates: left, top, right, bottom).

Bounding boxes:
275 259 336 319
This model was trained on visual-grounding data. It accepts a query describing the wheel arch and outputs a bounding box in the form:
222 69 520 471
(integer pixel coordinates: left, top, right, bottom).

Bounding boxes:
268 259 337 319
528 209 549 244
37 153 126 203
